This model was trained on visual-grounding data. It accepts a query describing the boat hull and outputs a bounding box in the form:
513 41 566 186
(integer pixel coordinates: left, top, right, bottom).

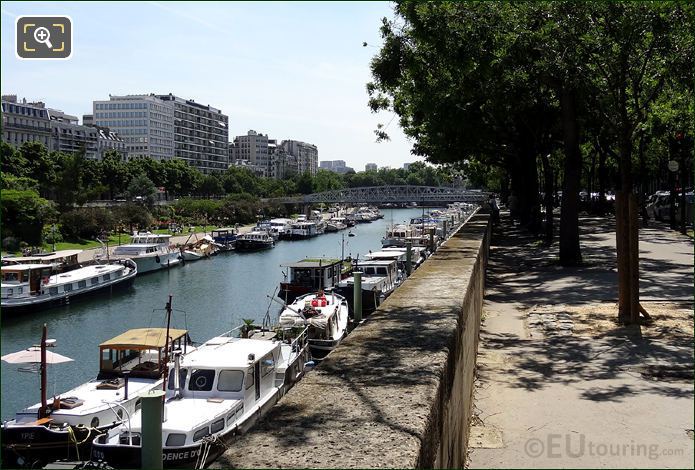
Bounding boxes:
1 422 112 468
91 391 283 469
130 252 181 274
234 240 274 251
1 269 136 314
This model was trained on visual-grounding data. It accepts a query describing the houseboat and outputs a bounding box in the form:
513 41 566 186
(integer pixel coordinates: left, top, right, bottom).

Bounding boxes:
111 233 181 274
278 258 347 303
1 323 192 468
234 231 275 251
287 221 318 240
337 259 402 314
210 227 239 251
91 326 309 468
1 260 137 314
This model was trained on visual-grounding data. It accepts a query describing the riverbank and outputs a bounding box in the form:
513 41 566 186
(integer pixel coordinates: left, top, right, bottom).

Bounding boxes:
74 222 259 263
468 212 694 468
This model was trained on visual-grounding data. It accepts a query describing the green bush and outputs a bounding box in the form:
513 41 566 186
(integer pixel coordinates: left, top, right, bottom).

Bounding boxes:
60 208 114 241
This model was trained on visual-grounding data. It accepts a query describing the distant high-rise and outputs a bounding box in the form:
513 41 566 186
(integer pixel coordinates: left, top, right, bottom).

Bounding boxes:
365 163 377 171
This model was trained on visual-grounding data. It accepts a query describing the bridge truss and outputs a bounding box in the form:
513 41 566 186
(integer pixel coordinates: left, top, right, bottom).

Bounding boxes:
266 185 488 205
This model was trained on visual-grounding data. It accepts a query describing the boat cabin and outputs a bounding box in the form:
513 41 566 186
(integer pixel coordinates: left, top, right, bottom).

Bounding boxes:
1 264 53 299
281 258 344 292
98 328 191 380
130 233 173 245
211 227 238 246
354 259 399 282
2 249 82 272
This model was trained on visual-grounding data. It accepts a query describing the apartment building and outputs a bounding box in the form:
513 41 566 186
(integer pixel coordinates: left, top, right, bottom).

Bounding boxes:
156 93 229 173
1 95 51 148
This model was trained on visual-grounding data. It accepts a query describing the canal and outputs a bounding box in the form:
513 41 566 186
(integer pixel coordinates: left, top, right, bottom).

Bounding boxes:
1 208 426 420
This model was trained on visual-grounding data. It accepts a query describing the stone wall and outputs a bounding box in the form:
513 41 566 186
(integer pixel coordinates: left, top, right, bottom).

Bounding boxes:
212 213 491 469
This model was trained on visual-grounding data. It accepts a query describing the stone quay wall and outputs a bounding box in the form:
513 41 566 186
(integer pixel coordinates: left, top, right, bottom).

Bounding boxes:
212 213 491 468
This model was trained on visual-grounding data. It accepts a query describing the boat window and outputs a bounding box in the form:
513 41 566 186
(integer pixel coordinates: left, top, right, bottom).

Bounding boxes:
211 418 224 434
378 268 388 276
7 288 13 295
217 370 244 392
49 287 58 295
18 287 23 294
244 367 254 390
165 433 186 447
64 283 73 292
188 369 215 391
167 368 188 390
3 272 19 281
193 427 210 442
91 277 99 285
261 354 275 377
78 280 87 288
102 274 111 281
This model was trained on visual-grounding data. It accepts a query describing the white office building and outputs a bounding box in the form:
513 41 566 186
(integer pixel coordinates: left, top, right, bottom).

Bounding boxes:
93 94 175 161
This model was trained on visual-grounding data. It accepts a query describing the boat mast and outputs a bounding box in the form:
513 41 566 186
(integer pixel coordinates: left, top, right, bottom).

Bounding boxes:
39 323 47 418
162 295 173 392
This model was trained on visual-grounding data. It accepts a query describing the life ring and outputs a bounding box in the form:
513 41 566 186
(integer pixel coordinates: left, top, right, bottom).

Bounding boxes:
195 375 207 388
155 255 161 264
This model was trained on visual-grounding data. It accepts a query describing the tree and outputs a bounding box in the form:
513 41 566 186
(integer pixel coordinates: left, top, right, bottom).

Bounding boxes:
1 189 57 246
198 175 224 198
1 141 30 177
578 3 693 323
127 174 157 207
101 150 131 199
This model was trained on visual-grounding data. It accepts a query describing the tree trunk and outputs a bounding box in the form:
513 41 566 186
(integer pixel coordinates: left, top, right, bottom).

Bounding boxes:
540 153 554 244
616 77 640 324
559 87 582 266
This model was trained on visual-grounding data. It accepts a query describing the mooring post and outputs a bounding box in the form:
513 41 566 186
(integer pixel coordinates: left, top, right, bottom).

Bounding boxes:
443 220 448 239
405 241 412 276
140 390 165 470
429 228 435 252
353 271 362 322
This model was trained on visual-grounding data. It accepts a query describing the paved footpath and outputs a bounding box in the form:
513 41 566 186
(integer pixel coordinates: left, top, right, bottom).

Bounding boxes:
468 213 693 468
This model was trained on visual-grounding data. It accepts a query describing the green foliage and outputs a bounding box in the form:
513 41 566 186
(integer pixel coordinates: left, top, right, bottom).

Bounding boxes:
1 189 57 246
1 174 39 191
112 203 153 232
127 173 157 206
59 208 115 241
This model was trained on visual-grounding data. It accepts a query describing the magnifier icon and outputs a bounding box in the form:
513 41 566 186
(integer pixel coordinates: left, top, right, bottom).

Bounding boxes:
33 27 53 49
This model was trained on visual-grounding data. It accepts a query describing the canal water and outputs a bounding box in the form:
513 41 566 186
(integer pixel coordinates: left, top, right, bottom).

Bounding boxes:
1 208 426 420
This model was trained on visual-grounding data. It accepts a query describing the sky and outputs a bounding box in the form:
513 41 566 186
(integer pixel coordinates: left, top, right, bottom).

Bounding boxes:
1 1 420 170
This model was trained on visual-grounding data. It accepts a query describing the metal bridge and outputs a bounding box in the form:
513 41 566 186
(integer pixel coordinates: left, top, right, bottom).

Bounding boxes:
264 185 489 205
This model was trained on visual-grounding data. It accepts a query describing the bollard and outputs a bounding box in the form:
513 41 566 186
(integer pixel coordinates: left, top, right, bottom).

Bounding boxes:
443 220 448 239
140 390 165 470
405 241 412 276
353 271 362 322
429 228 435 252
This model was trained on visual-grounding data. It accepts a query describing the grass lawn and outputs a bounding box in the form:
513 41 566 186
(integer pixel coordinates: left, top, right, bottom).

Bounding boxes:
42 233 126 251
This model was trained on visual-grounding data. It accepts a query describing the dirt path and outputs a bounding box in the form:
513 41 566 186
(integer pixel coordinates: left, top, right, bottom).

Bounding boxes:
468 213 694 468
